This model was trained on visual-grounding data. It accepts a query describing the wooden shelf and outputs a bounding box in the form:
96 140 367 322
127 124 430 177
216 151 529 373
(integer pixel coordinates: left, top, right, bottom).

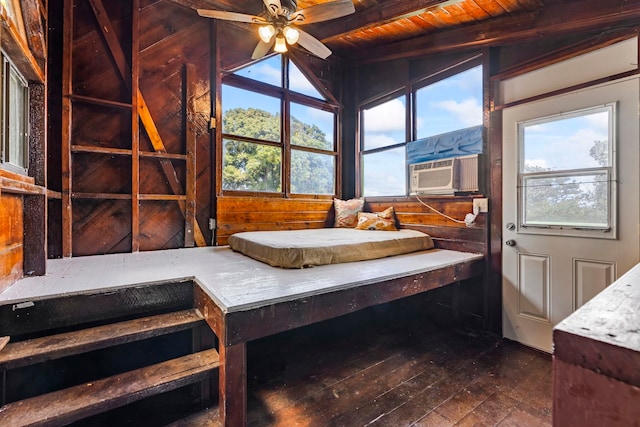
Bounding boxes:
70 145 188 161
71 145 132 156
140 151 188 160
139 194 187 201
72 192 132 200
69 94 132 110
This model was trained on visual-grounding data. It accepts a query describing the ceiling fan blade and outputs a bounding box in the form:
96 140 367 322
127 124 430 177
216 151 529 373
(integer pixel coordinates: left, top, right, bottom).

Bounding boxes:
296 29 332 59
197 9 265 24
252 39 276 60
291 0 355 25
263 0 282 16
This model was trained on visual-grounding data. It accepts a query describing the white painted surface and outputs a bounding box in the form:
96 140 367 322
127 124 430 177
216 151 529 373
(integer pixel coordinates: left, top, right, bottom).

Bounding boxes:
0 247 482 313
499 37 638 105
502 73 640 352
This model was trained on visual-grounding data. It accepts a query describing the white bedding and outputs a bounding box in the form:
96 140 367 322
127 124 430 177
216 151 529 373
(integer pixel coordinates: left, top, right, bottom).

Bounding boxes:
228 228 434 268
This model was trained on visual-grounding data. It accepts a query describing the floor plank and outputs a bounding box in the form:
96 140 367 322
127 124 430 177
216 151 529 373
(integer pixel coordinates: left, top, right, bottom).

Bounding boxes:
98 296 553 426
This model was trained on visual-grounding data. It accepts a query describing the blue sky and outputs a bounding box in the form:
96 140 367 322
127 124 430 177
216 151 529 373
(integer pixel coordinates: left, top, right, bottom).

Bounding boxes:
522 107 611 172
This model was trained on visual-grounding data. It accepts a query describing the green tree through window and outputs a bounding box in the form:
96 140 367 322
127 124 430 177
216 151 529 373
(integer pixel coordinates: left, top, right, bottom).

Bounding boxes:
221 55 337 195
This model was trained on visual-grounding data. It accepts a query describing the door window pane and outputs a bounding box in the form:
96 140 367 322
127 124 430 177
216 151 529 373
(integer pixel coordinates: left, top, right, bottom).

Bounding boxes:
523 171 609 228
291 150 335 195
362 147 406 196
290 103 334 151
222 139 281 192
519 104 614 231
522 109 611 171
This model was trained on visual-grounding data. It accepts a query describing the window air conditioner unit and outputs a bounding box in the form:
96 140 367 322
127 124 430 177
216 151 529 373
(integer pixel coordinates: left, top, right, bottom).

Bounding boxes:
410 154 481 195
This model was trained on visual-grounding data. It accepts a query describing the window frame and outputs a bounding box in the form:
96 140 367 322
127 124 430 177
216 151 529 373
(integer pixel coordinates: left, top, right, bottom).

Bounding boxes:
516 103 617 239
358 56 483 198
220 55 340 198
1 51 30 174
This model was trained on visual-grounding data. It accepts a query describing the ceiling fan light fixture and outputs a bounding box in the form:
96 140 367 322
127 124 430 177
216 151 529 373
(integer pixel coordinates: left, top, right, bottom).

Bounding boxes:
274 35 288 53
258 24 276 43
283 26 299 45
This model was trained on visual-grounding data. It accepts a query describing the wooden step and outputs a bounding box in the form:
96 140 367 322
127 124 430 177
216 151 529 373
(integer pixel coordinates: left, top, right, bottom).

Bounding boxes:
0 309 204 370
0 348 220 426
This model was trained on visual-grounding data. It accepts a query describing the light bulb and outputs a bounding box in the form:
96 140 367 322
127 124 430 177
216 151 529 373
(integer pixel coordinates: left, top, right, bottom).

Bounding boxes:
274 35 288 53
283 26 299 45
258 24 275 43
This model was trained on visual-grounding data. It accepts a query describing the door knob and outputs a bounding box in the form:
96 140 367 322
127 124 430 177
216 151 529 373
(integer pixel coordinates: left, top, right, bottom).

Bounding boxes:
505 239 516 247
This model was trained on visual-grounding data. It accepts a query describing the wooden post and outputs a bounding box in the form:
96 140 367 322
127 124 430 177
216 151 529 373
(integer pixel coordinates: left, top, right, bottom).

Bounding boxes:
219 342 247 427
61 0 73 257
131 0 140 252
185 64 196 247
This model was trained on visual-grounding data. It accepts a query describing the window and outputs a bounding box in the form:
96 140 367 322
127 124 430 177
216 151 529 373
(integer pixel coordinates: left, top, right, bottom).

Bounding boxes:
518 104 615 236
415 65 483 139
1 53 29 173
221 56 338 195
360 61 483 197
360 95 407 196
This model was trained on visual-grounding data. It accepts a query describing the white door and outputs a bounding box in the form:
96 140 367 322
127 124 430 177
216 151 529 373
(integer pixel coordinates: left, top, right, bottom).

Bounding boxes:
501 47 639 352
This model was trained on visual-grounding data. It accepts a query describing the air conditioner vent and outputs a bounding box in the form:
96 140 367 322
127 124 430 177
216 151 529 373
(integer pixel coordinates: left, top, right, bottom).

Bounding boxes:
410 154 480 195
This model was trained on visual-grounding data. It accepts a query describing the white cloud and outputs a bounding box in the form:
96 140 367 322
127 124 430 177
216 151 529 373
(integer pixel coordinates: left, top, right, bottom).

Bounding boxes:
289 66 319 95
434 97 482 127
364 99 406 133
255 63 281 85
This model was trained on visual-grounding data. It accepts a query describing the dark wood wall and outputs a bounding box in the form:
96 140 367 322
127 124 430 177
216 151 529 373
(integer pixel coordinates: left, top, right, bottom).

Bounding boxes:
47 0 212 257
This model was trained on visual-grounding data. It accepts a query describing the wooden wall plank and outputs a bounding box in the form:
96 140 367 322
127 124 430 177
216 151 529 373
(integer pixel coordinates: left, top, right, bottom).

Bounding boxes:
0 195 24 292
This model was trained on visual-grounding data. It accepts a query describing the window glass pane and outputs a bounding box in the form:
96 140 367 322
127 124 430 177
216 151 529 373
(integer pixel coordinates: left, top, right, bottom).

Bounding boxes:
523 171 609 228
362 96 406 150
290 103 334 151
291 150 334 195
222 139 281 192
222 85 281 142
416 65 482 139
522 109 611 172
289 61 324 99
362 147 406 196
233 55 282 87
8 65 27 169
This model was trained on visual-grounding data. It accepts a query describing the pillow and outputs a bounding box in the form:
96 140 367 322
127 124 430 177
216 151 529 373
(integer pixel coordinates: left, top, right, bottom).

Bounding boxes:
333 198 365 228
355 206 398 231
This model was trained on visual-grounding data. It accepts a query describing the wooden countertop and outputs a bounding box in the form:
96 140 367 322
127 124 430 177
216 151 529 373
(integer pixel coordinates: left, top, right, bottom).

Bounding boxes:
553 262 640 386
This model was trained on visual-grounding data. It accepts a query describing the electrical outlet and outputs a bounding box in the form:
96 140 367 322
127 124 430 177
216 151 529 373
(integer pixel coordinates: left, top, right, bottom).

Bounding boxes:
473 198 489 213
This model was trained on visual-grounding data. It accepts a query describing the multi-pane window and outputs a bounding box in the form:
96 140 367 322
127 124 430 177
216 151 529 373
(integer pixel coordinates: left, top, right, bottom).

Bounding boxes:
1 53 29 172
221 56 338 195
360 62 483 196
518 104 615 234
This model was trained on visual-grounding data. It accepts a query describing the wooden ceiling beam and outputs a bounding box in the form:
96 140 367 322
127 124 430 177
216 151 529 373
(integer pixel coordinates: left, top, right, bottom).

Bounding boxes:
310 0 464 41
349 0 640 64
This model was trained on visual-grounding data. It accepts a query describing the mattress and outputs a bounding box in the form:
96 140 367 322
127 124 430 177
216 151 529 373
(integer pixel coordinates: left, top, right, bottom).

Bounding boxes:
228 228 434 268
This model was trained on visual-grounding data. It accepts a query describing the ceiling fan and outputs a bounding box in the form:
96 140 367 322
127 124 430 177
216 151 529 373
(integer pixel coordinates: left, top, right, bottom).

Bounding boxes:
197 0 355 60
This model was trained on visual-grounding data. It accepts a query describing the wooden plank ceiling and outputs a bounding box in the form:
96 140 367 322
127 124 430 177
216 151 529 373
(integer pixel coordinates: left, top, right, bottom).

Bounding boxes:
166 0 640 61
169 0 543 54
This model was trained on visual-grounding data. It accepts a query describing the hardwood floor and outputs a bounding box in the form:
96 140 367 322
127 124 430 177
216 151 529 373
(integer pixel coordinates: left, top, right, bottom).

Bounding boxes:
171 295 552 427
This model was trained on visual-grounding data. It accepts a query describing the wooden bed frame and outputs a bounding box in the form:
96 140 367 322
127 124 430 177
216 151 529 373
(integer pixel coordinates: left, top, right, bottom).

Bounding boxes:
0 246 484 426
